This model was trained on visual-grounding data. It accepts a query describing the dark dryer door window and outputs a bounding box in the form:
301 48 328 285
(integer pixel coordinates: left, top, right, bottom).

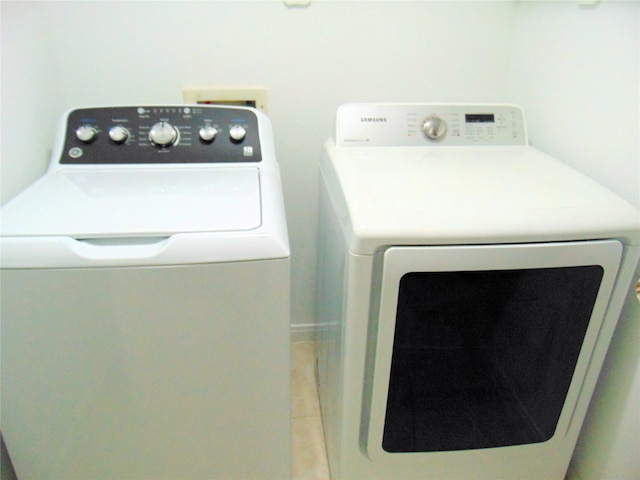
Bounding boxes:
365 241 622 459
384 267 601 452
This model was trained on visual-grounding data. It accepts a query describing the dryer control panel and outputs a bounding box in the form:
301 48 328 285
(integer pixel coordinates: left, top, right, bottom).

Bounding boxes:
60 106 262 164
336 104 527 147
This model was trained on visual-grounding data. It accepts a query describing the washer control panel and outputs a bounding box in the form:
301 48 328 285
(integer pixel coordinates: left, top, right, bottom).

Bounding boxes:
61 106 261 164
336 104 527 147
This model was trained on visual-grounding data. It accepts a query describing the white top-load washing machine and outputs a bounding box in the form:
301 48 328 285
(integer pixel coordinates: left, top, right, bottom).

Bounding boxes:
1 105 290 479
316 104 640 480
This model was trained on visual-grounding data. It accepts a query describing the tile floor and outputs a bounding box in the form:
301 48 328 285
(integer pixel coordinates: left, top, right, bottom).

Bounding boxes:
292 341 331 480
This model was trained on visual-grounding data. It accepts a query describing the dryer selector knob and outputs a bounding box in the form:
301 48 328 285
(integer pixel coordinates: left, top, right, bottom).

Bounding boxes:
149 121 178 147
422 115 447 142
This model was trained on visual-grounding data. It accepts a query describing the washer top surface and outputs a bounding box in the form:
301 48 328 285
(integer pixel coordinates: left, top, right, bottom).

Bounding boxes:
1 105 290 268
323 104 640 254
1 167 261 238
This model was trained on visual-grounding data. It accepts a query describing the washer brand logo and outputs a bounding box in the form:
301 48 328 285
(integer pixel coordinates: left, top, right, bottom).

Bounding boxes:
360 117 387 123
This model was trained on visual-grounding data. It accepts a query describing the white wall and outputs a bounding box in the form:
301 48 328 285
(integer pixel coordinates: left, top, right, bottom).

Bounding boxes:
0 2 59 205
508 0 639 209
2 1 638 479
507 2 639 479
0 0 518 332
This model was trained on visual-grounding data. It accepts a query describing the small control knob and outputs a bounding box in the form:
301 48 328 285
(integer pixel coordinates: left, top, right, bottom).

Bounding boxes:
229 125 247 142
109 125 130 144
199 125 218 143
422 115 447 142
76 125 98 143
149 121 178 147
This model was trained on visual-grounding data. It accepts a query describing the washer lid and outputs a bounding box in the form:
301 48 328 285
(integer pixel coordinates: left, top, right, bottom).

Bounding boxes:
1 167 261 238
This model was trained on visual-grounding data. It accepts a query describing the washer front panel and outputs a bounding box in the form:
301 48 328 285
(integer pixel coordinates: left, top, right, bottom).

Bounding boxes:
61 106 262 164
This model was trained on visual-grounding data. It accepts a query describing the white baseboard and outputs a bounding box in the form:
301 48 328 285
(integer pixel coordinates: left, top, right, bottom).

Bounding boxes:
290 323 318 342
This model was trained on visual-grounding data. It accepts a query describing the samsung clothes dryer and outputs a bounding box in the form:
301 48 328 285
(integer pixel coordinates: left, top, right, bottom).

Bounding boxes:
1 105 290 480
316 104 640 480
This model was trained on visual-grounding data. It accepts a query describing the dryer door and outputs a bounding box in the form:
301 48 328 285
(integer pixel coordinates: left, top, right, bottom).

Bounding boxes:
365 240 622 461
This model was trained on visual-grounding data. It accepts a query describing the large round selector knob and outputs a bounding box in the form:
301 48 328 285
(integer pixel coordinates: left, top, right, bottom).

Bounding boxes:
199 125 218 143
108 125 130 144
76 125 98 143
229 124 246 142
422 115 447 142
149 121 178 147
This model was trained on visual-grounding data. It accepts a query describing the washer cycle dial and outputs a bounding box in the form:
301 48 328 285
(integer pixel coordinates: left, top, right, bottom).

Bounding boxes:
422 115 447 142
149 121 179 147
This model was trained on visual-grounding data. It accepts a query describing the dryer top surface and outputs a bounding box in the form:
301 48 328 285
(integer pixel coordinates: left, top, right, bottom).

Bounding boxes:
322 141 640 253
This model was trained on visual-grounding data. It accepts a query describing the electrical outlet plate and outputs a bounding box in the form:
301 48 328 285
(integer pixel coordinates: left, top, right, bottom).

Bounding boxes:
182 87 268 113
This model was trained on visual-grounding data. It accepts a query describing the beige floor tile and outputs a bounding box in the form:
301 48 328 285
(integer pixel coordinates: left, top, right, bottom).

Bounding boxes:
292 416 330 480
292 341 330 480
292 341 321 418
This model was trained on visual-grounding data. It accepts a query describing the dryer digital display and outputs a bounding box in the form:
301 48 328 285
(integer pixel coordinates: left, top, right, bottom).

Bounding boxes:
465 113 495 123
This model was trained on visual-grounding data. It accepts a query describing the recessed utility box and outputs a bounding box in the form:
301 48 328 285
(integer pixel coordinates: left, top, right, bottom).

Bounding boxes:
182 87 268 113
